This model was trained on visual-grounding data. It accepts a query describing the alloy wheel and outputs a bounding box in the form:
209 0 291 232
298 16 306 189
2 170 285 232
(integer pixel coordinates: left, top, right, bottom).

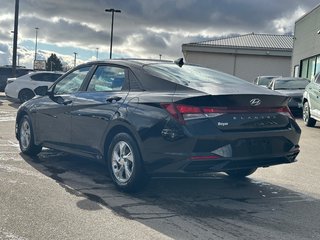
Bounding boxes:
111 141 134 183
20 119 31 150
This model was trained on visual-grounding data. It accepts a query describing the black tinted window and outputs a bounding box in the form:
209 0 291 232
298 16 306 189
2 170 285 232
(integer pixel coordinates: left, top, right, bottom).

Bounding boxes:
31 73 62 82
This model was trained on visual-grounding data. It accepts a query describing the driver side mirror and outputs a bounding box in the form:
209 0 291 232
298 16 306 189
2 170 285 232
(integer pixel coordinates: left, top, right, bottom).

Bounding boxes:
34 86 49 96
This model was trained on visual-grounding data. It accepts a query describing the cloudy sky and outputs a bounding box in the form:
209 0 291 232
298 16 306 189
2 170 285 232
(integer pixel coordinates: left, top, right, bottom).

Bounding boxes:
0 0 319 69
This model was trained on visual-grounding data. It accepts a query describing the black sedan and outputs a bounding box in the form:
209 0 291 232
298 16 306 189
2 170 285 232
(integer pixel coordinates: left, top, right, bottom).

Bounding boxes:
16 59 301 192
268 77 310 115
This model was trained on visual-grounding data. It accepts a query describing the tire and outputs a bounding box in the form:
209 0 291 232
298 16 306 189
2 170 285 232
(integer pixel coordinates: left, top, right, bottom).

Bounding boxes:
18 89 35 103
107 132 149 192
18 115 42 156
225 168 257 178
303 101 316 127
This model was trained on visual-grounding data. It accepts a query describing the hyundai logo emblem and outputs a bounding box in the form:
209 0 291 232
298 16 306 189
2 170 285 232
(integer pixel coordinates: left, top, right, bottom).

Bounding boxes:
250 98 261 106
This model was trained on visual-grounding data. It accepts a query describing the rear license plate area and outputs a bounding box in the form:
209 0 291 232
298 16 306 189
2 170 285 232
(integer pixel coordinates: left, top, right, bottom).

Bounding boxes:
233 138 272 157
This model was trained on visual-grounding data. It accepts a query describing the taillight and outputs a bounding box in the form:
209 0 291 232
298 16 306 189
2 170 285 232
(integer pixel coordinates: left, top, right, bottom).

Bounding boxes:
161 103 224 124
162 103 294 124
276 106 294 119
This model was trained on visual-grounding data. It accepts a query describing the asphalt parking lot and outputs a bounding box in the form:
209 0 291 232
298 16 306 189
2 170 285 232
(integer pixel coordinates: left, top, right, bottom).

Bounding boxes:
1 92 320 240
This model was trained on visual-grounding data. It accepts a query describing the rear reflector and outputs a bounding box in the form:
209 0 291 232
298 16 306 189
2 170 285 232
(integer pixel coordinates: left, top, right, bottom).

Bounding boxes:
191 155 221 160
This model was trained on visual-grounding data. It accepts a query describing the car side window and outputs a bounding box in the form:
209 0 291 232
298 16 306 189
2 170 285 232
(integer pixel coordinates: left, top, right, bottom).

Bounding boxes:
53 66 91 95
31 73 62 82
87 66 125 92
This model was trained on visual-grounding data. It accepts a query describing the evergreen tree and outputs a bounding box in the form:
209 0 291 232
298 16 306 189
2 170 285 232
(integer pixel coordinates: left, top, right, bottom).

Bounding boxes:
46 53 63 71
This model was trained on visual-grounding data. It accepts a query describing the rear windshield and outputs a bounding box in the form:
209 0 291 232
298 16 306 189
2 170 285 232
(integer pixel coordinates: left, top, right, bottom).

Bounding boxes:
274 79 309 90
143 63 248 86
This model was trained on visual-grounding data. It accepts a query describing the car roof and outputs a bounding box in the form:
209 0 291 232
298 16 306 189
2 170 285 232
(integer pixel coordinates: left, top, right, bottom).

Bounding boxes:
272 77 309 81
76 59 175 69
29 71 64 74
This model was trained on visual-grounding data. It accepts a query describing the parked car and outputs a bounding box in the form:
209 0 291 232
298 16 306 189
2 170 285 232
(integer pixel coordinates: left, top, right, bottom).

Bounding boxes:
268 77 310 115
302 72 320 127
15 59 301 192
253 75 281 87
0 66 33 92
5 71 63 102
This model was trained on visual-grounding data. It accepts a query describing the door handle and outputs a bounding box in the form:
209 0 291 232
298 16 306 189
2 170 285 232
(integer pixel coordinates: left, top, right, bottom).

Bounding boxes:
63 100 72 105
106 96 122 103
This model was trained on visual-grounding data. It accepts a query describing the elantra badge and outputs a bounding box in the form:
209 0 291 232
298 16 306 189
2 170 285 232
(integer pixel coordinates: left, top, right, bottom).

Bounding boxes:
250 98 261 106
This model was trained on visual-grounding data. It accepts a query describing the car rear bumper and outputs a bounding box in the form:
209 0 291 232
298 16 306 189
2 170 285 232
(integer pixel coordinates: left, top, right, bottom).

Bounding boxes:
141 120 301 175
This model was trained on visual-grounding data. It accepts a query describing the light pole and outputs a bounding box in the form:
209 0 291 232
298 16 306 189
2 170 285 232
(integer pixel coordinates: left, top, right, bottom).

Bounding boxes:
34 27 39 62
12 0 20 77
105 8 121 59
73 52 77 67
96 47 99 60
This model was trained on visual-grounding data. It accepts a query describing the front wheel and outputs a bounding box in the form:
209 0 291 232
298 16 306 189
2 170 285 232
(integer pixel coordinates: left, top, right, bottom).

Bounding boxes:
303 101 316 127
225 168 257 178
18 115 42 156
107 132 149 192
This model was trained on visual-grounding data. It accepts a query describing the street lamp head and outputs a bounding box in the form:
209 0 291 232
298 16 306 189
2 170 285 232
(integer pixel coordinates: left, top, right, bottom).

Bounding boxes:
105 8 121 13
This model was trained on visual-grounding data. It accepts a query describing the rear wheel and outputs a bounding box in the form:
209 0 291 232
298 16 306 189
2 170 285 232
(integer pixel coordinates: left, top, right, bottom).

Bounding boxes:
18 115 42 156
18 89 35 103
107 132 149 192
303 101 316 127
225 168 257 178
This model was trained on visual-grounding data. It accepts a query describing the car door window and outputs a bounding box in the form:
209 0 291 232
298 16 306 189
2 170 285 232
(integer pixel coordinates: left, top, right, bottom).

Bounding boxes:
87 66 125 92
31 73 62 82
54 67 91 95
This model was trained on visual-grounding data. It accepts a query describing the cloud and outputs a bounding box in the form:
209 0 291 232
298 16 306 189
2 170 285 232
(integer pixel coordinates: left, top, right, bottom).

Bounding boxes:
0 0 319 68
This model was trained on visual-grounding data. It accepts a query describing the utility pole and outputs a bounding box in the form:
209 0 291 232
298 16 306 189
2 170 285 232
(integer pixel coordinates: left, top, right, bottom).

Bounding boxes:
12 0 20 77
105 8 121 59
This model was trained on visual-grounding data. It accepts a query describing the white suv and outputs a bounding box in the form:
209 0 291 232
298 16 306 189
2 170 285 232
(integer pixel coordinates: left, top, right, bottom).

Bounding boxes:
5 71 62 102
303 72 320 127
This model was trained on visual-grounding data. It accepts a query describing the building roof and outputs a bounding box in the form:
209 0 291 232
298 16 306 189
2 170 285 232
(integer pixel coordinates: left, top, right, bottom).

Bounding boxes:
185 33 293 51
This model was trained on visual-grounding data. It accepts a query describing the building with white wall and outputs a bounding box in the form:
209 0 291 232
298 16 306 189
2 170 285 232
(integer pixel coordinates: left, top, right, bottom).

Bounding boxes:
182 33 293 82
292 4 320 79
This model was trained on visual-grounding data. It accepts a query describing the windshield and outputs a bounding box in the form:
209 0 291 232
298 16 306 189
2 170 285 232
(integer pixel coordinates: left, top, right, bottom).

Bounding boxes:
274 79 309 90
144 63 248 86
